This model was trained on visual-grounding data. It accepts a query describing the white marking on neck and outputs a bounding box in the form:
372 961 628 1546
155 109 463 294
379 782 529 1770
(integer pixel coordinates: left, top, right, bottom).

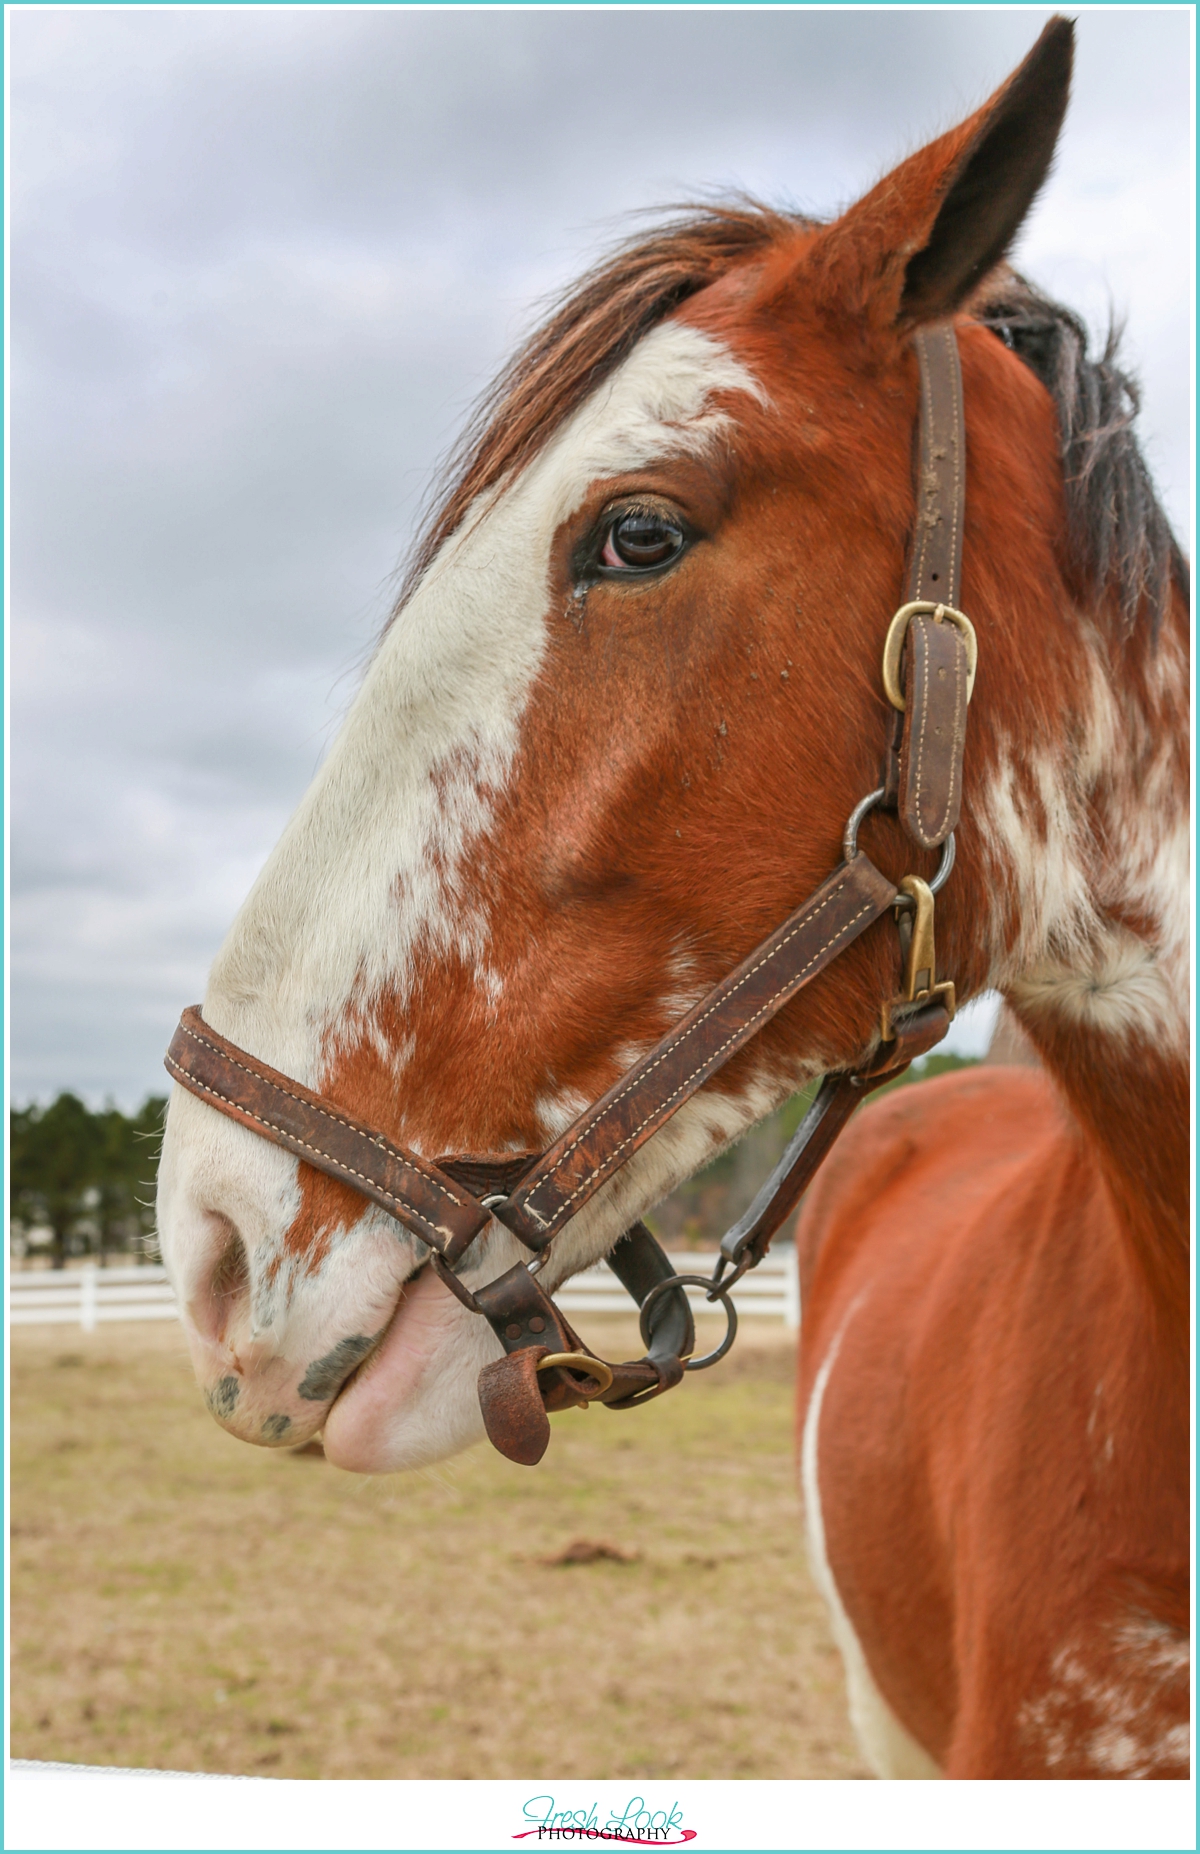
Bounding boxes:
202 321 763 1087
979 634 1189 1052
1009 927 1183 1046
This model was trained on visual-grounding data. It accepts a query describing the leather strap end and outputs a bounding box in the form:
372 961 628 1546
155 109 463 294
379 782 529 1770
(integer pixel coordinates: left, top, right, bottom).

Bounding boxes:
601 1353 684 1411
861 997 953 1081
897 616 969 849
478 1348 552 1466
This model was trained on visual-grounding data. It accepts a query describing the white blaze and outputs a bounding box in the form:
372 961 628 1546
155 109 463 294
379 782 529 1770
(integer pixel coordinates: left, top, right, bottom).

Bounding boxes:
203 320 763 1086
159 320 767 1325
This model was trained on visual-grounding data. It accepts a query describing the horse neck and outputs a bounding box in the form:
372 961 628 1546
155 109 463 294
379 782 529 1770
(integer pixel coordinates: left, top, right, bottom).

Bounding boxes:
998 582 1190 1338
1016 1008 1189 1335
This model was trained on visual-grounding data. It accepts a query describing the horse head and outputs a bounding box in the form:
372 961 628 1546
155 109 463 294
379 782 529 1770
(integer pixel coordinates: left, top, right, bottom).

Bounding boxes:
157 20 1185 1471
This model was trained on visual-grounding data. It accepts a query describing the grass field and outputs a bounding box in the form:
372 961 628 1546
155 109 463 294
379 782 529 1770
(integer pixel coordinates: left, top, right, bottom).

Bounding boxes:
10 1313 867 1780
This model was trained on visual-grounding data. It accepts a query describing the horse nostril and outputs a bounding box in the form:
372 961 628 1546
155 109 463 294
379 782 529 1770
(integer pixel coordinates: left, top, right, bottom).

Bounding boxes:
190 1215 251 1344
212 1220 249 1302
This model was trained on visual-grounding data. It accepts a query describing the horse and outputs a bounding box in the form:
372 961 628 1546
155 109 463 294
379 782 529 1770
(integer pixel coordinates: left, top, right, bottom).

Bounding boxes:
156 18 1189 1778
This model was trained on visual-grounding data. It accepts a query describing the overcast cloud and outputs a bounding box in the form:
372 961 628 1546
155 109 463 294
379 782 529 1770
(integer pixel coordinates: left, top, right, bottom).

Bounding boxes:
10 6 1192 1106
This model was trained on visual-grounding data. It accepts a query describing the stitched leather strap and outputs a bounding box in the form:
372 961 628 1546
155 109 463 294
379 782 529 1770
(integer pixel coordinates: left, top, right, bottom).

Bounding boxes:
880 326 972 847
898 613 969 848
497 852 899 1247
165 1006 491 1255
907 326 965 605
166 849 897 1261
897 326 971 849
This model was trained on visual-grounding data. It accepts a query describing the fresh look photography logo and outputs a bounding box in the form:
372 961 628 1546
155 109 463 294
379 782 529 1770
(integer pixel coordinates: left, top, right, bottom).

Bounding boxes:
514 1795 697 1844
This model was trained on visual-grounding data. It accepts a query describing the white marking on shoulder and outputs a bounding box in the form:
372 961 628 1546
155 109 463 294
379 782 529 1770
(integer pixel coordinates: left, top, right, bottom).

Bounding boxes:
1016 1619 1190 1776
800 1298 943 1780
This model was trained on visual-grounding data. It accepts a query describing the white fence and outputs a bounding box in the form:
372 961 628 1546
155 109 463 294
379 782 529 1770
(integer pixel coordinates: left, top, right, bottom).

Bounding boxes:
554 1249 799 1328
9 1264 178 1330
9 1249 799 1332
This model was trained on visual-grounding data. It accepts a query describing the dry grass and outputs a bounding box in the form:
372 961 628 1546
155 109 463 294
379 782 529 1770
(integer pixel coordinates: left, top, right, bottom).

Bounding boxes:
10 1315 866 1780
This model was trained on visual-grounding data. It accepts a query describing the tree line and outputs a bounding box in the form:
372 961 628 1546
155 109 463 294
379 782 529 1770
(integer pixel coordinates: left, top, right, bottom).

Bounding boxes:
10 1053 977 1266
9 1095 167 1268
649 1052 978 1247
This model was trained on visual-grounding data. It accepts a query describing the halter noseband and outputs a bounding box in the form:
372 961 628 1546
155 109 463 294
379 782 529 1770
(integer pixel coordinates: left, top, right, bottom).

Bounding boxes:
165 326 975 1465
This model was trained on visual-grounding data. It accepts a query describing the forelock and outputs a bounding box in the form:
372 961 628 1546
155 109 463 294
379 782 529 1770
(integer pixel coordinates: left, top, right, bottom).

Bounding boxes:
393 199 814 615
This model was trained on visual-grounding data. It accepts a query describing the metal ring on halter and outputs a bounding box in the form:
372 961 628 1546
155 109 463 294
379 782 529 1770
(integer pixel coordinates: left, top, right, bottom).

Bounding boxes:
842 787 887 864
535 1351 614 1397
842 788 956 897
638 1274 738 1372
480 1194 548 1271
927 831 956 894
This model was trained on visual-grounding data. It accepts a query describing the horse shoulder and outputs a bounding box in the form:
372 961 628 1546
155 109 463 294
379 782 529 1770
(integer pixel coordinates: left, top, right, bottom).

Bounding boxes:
796 1063 1068 1327
795 1065 1189 1778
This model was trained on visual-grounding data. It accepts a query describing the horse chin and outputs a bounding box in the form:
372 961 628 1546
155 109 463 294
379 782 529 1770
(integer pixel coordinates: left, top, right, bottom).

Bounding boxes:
321 1263 501 1472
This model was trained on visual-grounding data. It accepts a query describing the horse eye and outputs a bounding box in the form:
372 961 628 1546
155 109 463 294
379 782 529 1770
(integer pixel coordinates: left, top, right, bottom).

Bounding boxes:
600 509 685 571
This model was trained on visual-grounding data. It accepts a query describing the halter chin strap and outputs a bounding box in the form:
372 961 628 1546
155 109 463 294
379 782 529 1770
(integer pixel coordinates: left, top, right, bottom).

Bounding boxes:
164 325 973 1465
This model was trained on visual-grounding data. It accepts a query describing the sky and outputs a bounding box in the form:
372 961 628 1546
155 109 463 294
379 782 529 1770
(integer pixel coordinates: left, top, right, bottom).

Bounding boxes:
9 5 1193 1108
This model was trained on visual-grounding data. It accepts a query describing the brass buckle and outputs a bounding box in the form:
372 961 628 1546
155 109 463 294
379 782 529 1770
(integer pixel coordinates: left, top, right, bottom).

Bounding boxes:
535 1352 614 1398
880 875 957 1043
882 600 977 712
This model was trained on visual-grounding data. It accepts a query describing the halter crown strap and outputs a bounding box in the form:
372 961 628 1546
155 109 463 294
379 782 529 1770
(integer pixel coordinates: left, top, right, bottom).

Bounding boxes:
882 325 972 850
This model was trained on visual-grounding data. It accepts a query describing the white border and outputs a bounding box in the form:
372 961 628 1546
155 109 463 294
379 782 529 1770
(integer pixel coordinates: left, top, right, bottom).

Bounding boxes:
4 8 1196 1853
3 1772 1199 1851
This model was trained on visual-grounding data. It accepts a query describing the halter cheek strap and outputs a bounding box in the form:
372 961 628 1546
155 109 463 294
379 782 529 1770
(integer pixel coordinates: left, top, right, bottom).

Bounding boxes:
495 854 899 1249
882 325 974 846
164 325 973 1466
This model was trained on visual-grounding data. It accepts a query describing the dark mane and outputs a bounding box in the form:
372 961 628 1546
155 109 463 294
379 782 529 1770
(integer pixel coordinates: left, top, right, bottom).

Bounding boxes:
975 272 1186 636
397 206 1185 637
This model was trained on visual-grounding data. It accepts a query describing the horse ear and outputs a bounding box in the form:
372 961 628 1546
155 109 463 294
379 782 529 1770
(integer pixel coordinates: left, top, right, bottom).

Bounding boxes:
810 17 1074 330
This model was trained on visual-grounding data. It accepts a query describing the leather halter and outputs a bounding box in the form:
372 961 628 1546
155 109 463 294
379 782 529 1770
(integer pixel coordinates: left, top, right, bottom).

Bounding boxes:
166 325 975 1465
